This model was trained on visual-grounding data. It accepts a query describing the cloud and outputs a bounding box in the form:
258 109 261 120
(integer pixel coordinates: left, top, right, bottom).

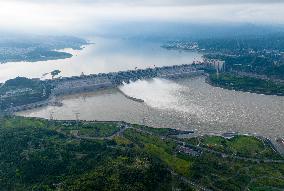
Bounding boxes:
4 0 284 6
0 0 283 34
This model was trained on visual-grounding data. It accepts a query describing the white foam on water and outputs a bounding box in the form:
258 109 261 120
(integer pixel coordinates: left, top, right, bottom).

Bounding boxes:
18 77 284 138
119 78 205 118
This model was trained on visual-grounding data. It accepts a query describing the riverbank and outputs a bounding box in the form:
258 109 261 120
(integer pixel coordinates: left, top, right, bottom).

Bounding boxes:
0 35 88 64
4 96 63 113
1 64 203 113
207 73 284 96
17 76 284 140
0 116 283 190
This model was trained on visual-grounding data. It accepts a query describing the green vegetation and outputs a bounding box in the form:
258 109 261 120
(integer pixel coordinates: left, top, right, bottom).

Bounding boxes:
198 34 284 80
186 135 283 159
0 116 283 190
145 144 190 176
204 54 284 80
189 153 284 190
0 35 88 63
209 73 284 95
132 124 192 136
123 128 190 176
200 35 284 94
0 77 52 110
163 34 284 94
51 70 61 79
0 77 43 93
59 121 122 138
0 117 191 191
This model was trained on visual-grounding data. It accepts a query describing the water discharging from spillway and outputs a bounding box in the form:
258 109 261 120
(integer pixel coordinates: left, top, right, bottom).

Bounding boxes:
119 77 284 138
18 77 284 138
119 78 205 119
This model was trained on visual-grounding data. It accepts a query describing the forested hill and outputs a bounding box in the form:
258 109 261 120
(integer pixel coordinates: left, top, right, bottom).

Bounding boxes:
0 116 283 190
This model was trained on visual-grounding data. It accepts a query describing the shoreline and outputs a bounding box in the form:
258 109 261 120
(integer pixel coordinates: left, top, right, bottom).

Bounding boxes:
13 76 284 141
9 115 284 156
205 75 284 97
3 63 203 113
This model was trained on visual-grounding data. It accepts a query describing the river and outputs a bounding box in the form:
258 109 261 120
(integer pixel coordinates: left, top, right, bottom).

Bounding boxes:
0 37 202 82
5 37 283 138
17 76 284 139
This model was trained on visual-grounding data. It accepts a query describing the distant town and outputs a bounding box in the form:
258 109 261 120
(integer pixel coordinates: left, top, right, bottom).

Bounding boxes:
0 35 88 63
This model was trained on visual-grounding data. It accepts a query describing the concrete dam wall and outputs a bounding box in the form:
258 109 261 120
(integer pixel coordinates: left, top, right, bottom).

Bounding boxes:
48 64 204 96
5 64 204 113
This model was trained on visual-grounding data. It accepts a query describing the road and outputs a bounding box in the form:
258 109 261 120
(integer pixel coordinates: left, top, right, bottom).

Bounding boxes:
55 123 284 191
131 127 284 164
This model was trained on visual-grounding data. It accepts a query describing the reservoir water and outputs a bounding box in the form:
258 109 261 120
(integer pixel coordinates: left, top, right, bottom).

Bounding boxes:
4 37 282 138
0 37 202 82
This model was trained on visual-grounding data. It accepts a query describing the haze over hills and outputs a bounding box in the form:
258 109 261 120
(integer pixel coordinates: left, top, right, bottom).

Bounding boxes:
0 35 88 63
92 22 284 41
0 0 284 191
1 0 284 35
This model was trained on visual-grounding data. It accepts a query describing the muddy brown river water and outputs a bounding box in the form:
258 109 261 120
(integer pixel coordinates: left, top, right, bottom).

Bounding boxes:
18 76 284 139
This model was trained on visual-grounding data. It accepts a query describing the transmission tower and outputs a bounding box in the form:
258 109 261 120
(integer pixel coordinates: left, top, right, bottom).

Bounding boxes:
75 112 80 128
49 111 54 120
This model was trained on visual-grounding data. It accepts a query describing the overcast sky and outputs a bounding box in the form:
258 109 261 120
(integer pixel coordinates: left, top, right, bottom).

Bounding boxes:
0 0 283 34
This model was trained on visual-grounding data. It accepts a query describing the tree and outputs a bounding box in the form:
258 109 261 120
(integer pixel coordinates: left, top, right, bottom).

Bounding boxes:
51 70 61 79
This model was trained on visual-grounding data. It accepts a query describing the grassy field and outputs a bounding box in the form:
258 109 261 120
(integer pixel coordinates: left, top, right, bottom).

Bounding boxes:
59 121 122 138
186 135 283 160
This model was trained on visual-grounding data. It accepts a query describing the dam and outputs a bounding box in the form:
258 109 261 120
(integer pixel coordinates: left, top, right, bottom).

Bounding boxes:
48 64 204 96
3 64 204 113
